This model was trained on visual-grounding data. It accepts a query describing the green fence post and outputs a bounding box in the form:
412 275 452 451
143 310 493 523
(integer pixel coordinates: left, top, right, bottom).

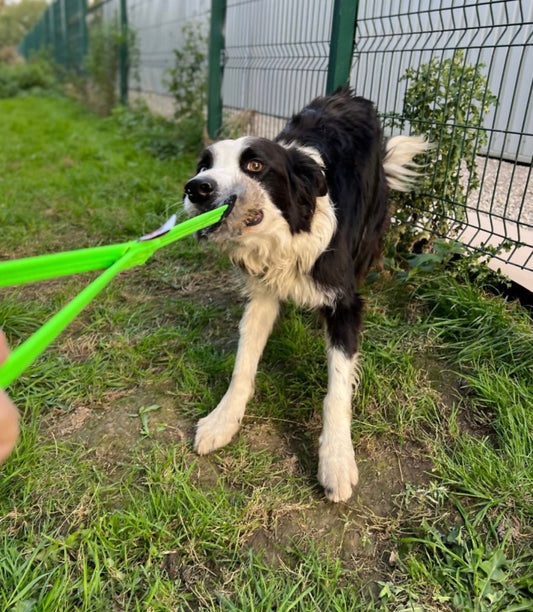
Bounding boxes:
326 0 359 93
80 0 87 68
45 6 51 49
50 1 57 63
119 0 129 105
207 0 227 140
64 0 72 69
59 0 67 66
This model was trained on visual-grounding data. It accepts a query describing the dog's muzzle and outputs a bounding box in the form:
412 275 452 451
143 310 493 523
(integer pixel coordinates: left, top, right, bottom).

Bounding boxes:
195 194 237 238
184 175 238 238
184 176 218 212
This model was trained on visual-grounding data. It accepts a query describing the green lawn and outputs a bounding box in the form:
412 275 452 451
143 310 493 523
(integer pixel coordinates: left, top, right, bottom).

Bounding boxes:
1 96 532 611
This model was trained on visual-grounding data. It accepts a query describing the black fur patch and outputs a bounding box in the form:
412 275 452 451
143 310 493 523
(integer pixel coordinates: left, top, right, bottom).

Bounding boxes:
322 295 364 357
239 139 327 234
196 149 214 173
276 87 389 303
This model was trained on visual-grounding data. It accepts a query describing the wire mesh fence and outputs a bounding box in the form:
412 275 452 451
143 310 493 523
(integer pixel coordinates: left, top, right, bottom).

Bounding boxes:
220 0 532 285
120 0 210 115
16 0 533 287
222 0 332 138
18 0 87 71
348 0 532 284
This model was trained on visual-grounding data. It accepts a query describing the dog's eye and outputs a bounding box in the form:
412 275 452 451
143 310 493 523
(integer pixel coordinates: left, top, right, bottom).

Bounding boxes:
197 166 207 174
246 160 263 173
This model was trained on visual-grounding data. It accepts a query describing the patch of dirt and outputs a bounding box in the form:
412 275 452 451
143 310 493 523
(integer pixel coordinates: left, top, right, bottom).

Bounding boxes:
44 389 191 464
415 353 497 441
46 405 94 437
43 387 434 586
240 419 434 582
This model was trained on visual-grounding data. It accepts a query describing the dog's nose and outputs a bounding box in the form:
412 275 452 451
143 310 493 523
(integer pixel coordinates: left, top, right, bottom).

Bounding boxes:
184 177 216 207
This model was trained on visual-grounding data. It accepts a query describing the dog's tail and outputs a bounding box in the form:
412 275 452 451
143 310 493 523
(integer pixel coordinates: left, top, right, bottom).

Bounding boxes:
384 135 431 192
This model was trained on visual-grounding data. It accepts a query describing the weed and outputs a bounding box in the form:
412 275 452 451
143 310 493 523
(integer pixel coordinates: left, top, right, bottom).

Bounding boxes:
165 21 208 153
112 103 193 159
393 500 533 611
84 19 139 115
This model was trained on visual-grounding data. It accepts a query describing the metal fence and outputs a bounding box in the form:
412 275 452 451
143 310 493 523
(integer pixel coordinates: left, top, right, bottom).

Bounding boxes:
17 0 533 288
348 1 532 286
218 0 532 287
18 0 87 70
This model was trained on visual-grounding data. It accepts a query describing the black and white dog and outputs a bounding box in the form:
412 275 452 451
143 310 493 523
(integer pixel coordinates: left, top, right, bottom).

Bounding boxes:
184 87 428 502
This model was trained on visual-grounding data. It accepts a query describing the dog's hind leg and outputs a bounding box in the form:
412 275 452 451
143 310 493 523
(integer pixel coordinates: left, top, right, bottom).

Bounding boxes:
318 297 363 502
194 292 280 455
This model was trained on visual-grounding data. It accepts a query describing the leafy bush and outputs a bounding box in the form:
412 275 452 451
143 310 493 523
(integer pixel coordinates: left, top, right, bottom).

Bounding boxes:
84 21 121 114
387 50 498 255
0 54 56 98
0 46 22 66
164 21 207 152
84 20 139 115
111 22 208 160
112 103 189 159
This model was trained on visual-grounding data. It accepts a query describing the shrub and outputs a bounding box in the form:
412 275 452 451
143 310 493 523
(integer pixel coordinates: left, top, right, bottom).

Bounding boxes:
165 21 208 153
387 50 498 255
0 46 23 66
112 103 187 159
0 54 56 98
111 21 208 160
84 21 122 114
84 20 139 115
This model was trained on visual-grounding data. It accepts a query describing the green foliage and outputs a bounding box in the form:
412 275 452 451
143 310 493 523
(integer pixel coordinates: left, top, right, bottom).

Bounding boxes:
0 0 47 48
393 501 533 611
84 21 120 114
0 53 56 98
387 50 498 254
165 21 208 153
108 22 207 160
84 20 139 115
397 237 513 289
112 102 201 159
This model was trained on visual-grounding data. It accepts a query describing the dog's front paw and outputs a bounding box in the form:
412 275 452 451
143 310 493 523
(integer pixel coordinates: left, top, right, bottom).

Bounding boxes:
317 441 359 503
194 408 241 455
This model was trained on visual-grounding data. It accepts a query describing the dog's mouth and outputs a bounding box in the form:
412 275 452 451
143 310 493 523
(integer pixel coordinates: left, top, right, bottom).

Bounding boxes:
244 210 264 227
197 194 237 238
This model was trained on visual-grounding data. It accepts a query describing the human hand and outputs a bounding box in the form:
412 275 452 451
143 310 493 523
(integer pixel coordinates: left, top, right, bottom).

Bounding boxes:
0 331 20 465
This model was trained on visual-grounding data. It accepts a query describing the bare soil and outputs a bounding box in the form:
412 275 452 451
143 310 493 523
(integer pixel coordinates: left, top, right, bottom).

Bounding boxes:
44 386 435 584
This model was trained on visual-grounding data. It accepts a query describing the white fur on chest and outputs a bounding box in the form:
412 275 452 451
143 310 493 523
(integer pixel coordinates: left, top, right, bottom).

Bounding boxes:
229 193 338 308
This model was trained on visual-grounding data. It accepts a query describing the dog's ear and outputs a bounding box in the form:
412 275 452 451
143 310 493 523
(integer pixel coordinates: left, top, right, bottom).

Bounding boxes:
284 149 328 232
288 149 328 198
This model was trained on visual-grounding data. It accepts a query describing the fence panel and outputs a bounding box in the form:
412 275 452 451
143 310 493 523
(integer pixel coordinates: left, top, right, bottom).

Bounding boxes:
222 0 333 138
350 0 532 283
125 0 210 116
18 0 86 72
65 0 86 71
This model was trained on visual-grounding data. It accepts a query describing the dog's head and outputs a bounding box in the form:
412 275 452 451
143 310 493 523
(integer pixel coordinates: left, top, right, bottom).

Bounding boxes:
184 137 328 241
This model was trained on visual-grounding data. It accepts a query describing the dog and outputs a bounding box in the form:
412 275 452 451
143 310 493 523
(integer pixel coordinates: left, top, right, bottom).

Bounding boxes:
183 87 429 502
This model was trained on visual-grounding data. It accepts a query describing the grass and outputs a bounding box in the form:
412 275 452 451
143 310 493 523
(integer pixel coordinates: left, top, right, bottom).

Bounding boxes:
1 95 532 611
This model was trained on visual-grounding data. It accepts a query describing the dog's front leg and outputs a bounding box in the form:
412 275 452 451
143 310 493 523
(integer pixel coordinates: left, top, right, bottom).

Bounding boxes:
194 293 280 455
318 299 362 502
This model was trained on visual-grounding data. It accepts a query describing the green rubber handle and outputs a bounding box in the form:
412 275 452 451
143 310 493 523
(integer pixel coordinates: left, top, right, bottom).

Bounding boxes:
0 207 226 388
0 207 226 288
